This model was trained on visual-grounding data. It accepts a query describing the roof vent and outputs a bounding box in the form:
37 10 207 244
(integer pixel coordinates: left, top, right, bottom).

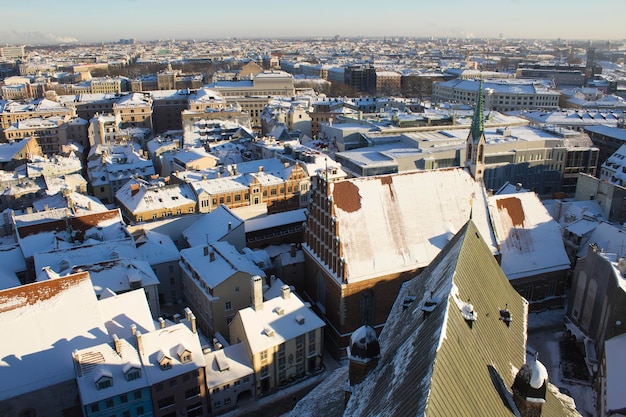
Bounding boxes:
402 295 416 311
499 304 512 327
461 299 477 328
422 292 439 319
273 306 285 316
263 327 275 337
295 315 305 325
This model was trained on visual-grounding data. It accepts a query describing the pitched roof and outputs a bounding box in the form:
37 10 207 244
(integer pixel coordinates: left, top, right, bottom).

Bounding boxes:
0 272 154 401
345 220 581 417
488 192 570 279
328 168 497 283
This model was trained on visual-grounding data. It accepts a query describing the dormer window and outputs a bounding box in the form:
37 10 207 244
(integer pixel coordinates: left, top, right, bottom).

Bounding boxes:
157 350 172 370
93 367 113 390
176 344 192 364
123 363 141 381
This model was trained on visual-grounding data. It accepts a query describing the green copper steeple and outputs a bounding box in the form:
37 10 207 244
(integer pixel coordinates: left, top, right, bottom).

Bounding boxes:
470 80 484 142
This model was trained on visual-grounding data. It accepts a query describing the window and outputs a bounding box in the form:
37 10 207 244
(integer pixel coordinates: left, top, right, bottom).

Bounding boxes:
234 194 241 202
120 393 128 403
260 350 268 362
225 398 232 405
90 404 99 413
136 406 144 416
213 401 221 409
169 378 177 387
105 399 114 408
156 383 163 392
123 411 130 417
134 390 142 400
98 379 112 390
185 386 201 399
158 396 175 409
225 301 232 311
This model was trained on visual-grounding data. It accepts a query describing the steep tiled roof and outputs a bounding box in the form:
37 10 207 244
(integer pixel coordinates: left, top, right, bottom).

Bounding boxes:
345 220 580 417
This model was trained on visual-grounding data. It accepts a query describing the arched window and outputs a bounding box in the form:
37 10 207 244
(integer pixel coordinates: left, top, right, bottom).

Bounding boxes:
360 290 375 326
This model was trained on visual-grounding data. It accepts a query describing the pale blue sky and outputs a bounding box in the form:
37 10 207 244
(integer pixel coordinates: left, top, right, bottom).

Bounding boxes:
1 0 624 44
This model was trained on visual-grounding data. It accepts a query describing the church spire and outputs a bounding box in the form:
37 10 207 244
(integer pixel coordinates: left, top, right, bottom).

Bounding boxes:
470 80 484 142
465 80 486 183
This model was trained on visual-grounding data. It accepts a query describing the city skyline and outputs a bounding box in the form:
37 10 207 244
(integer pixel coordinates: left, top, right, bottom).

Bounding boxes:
1 0 625 45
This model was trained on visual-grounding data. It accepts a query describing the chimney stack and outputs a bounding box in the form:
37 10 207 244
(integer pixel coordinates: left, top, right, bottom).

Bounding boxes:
281 284 291 300
252 275 264 311
228 222 232 231
136 330 143 354
158 317 165 329
290 243 297 257
131 323 137 336
190 313 197 334
113 334 122 355
184 307 192 322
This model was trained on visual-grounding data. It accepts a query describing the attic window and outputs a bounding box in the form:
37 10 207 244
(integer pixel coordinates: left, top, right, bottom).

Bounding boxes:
93 367 113 390
124 367 141 381
273 306 285 316
176 344 192 364
263 327 275 337
461 299 477 329
499 304 512 327
157 350 172 370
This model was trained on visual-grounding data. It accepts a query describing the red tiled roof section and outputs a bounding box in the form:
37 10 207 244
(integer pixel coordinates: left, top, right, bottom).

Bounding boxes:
0 271 90 314
333 181 361 213
496 197 525 227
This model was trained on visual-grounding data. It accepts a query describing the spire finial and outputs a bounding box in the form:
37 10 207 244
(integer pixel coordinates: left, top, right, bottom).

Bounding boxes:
471 80 484 141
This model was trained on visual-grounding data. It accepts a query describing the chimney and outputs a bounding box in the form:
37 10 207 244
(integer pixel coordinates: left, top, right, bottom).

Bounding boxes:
130 183 140 196
184 307 192 322
190 313 197 334
258 165 264 172
113 334 122 355
228 222 232 231
281 284 291 299
516 183 522 191
252 275 263 311
131 323 137 336
210 250 216 262
290 243 297 257
158 317 165 329
203 246 209 256
136 330 143 354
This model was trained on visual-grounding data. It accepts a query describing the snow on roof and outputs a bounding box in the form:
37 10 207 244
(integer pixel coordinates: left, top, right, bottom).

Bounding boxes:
116 180 196 213
33 239 138 281
75 336 148 406
70 258 160 297
204 343 253 387
0 272 151 401
182 205 244 247
97 289 155 339
0 140 31 162
584 125 626 141
236 291 325 354
180 241 265 290
578 222 626 258
134 229 180 264
327 168 497 283
245 208 307 233
604 332 626 412
488 192 571 280
0 243 26 275
138 322 205 384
